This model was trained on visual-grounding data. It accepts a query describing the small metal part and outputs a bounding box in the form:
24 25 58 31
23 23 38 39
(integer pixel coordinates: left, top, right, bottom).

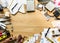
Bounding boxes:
52 30 55 34
52 34 60 37
37 4 43 11
0 23 6 27
4 22 11 25
0 25 6 29
45 27 50 37
0 17 10 22
46 37 54 43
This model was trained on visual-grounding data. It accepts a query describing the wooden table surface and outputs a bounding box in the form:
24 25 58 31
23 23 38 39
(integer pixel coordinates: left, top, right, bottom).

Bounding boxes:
3 0 54 37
